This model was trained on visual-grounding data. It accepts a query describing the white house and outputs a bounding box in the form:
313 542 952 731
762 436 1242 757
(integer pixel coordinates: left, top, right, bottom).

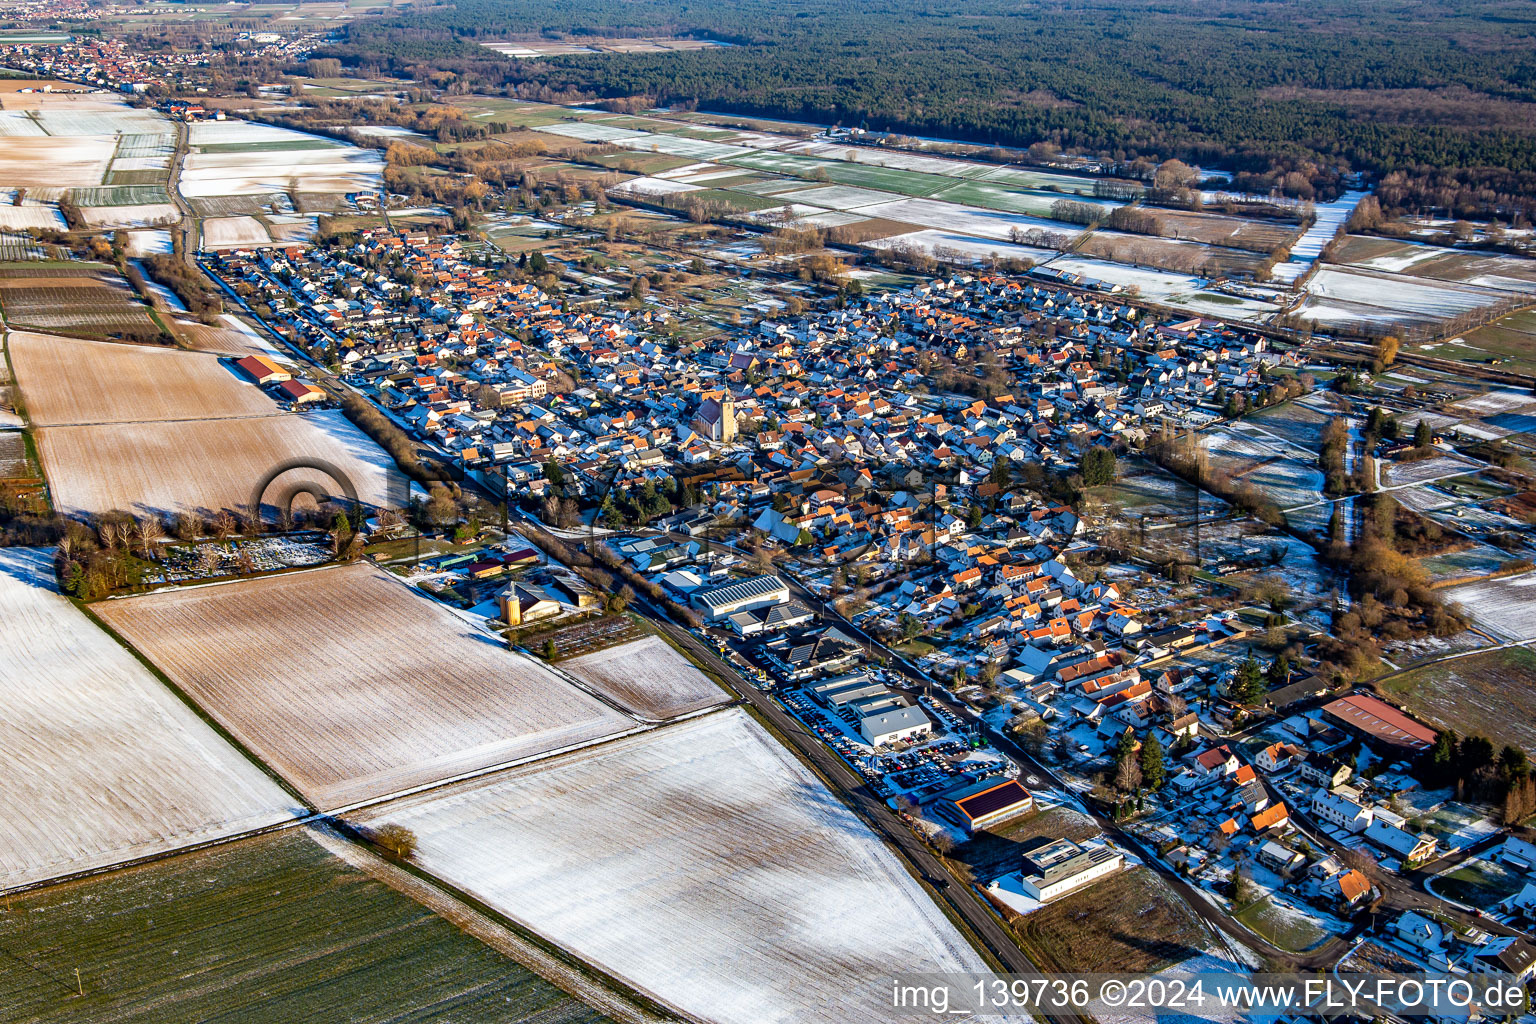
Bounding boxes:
1311 787 1374 833
1394 911 1446 954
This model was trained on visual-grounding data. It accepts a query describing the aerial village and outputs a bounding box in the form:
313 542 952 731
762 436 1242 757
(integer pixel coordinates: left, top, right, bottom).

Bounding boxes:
198 221 1536 977
3 9 1536 1012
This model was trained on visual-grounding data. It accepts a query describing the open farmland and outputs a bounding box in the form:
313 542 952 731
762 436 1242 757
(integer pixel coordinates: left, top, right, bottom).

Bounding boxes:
0 547 295 891
1440 571 1536 642
1299 267 1512 328
181 119 384 200
559 634 729 721
172 313 284 359
350 708 995 1024
95 564 637 809
201 215 274 248
0 135 116 186
0 826 611 1024
0 265 159 336
8 331 275 425
1377 645 1536 752
33 408 403 517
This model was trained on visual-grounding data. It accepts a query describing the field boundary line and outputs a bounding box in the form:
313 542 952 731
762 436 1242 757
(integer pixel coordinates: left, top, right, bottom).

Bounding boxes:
307 820 691 1024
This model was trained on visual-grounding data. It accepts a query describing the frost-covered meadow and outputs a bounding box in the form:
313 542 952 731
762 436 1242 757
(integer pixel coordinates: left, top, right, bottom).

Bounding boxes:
97 564 637 809
351 709 997 1024
0 547 295 890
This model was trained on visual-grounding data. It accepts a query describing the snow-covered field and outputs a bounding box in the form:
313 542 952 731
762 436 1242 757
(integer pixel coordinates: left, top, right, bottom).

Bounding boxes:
0 205 66 230
560 635 728 721
1441 572 1536 642
608 176 704 198
78 203 178 229
97 564 637 810
35 408 406 518
1381 453 1480 487
774 184 897 211
9 330 276 426
351 708 996 1024
1305 267 1508 318
124 228 174 256
202 215 274 248
181 120 383 199
0 135 116 187
866 229 1056 264
0 547 295 890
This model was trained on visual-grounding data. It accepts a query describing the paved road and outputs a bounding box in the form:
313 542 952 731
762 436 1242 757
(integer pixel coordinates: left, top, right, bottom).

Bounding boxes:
167 120 197 261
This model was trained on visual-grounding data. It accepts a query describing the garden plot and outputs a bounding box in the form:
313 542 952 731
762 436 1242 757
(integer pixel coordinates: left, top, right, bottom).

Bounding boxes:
78 203 178 228
69 184 173 207
9 330 275 426
351 708 993 1024
96 563 636 810
0 826 609 1024
559 634 728 721
0 432 27 476
35 409 404 518
0 135 116 186
0 267 159 335
1416 542 1517 585
1441 571 1536 642
201 215 274 248
1200 429 1325 510
0 547 295 891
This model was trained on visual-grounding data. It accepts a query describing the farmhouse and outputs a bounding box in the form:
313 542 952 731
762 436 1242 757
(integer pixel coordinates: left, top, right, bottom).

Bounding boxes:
859 705 932 747
936 779 1033 834
691 574 791 622
1322 694 1437 753
1017 838 1123 902
233 354 290 384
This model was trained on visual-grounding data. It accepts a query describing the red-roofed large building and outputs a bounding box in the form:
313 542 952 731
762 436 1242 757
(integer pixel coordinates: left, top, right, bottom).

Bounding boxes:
937 779 1034 834
1323 694 1437 753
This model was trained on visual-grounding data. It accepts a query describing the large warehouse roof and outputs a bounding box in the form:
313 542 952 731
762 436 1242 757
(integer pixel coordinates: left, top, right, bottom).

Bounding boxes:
1323 695 1437 751
693 574 788 610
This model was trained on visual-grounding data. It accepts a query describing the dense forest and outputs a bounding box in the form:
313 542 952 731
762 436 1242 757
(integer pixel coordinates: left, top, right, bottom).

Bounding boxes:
327 0 1536 200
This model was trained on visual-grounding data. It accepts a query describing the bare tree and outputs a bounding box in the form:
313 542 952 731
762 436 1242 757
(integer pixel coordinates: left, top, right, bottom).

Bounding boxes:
173 512 200 541
134 516 164 559
371 823 418 860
